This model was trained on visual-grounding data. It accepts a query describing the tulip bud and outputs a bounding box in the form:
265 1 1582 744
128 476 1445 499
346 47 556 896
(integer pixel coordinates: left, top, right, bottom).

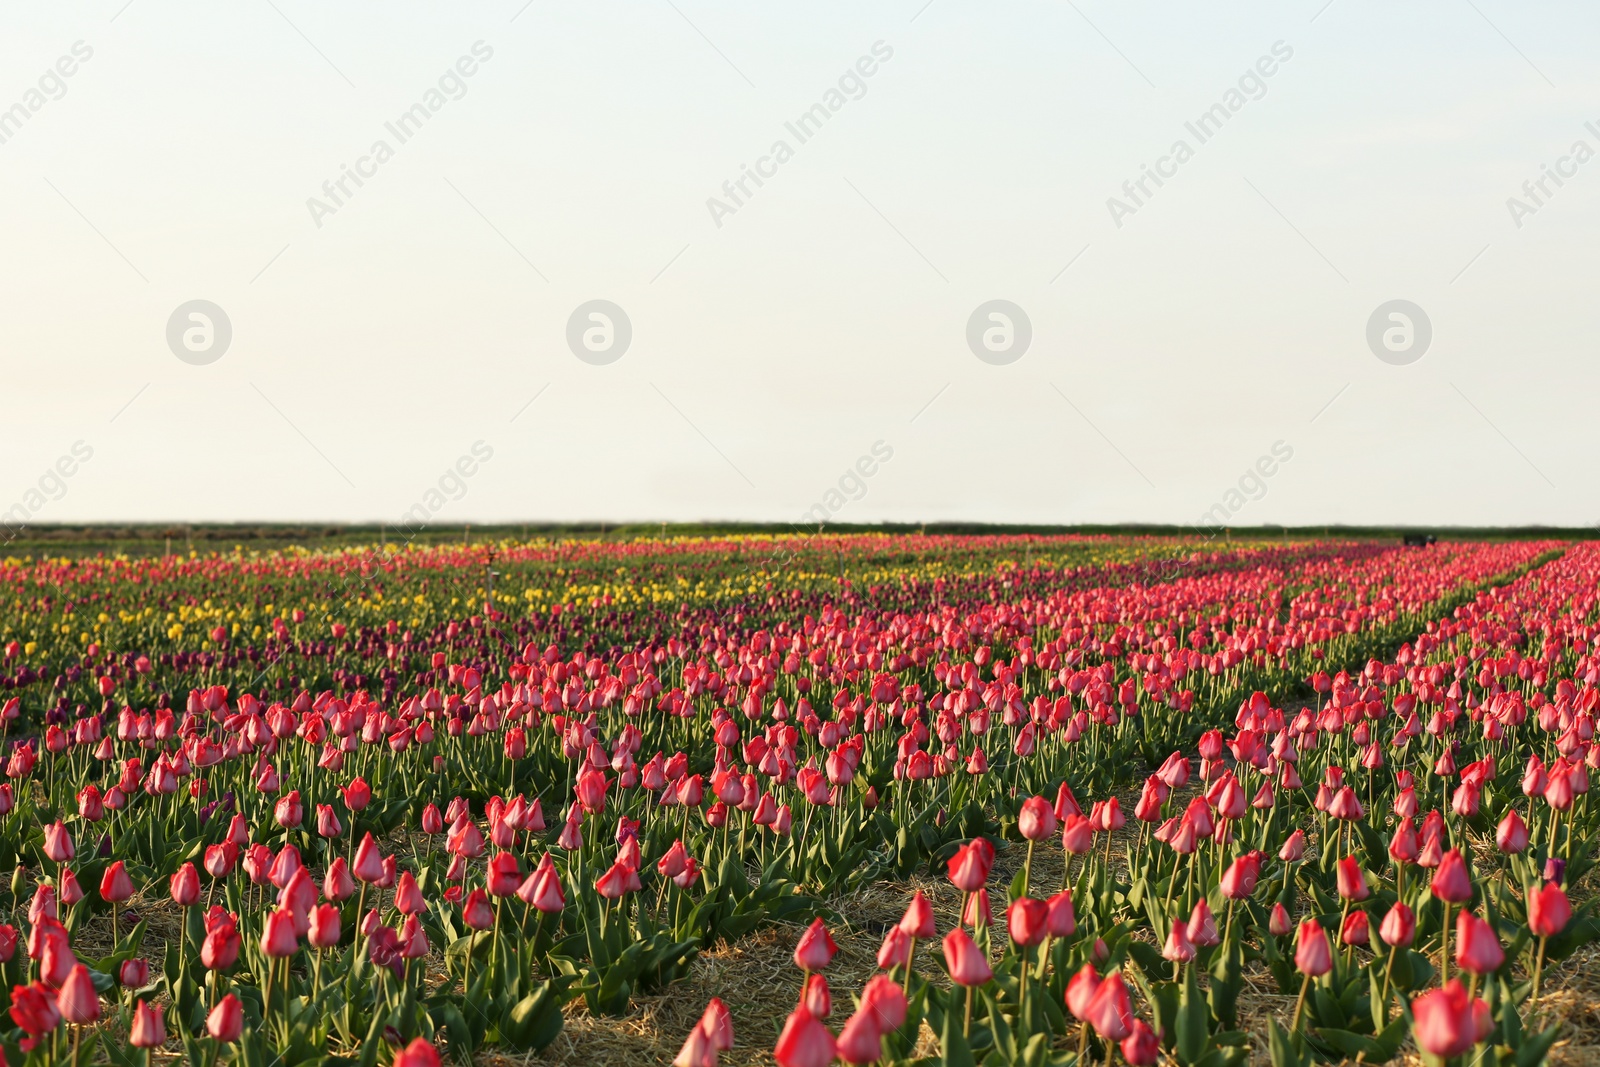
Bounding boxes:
793 918 837 971
1341 910 1369 946
941 927 993 986
119 957 150 988
208 994 244 1043
1379 902 1416 947
1496 809 1529 853
1452 909 1504 976
1295 919 1332 976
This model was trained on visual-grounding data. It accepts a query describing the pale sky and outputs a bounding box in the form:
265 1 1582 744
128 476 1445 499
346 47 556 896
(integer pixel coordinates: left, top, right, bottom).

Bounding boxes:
2 1 1597 530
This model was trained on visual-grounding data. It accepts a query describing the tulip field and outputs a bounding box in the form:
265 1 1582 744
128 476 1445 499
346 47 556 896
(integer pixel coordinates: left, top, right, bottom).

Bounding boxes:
2 530 1599 1067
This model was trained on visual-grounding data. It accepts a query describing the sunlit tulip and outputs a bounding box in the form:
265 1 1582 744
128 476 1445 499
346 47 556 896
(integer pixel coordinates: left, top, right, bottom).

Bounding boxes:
1379 902 1415 947
794 918 837 971
1454 910 1504 975
1411 979 1489 1058
1295 920 1331 976
941 927 992 986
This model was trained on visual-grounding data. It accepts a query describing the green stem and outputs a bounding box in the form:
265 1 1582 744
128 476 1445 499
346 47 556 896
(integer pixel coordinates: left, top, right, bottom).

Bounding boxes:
1531 935 1548 1008
1290 971 1311 1034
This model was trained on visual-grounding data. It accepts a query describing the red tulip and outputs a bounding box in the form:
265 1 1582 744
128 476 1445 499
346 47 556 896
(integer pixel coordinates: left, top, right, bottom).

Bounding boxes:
1529 882 1572 938
1134 778 1165 823
1095 797 1126 833
1327 786 1363 820
308 903 341 948
42 821 73 863
1341 910 1369 946
859 974 907 1032
657 839 689 879
1214 777 1247 821
260 908 298 957
9 981 61 1035
274 790 303 828
170 863 201 906
204 842 239 879
1389 819 1419 864
400 914 430 959
1121 1018 1160 1067
56 964 100 1024
268 845 302 890
674 1022 717 1067
1379 902 1415 947
1163 918 1195 963
1018 795 1057 840
794 918 837 970
1431 849 1473 904
1061 814 1094 854
525 868 567 913
77 786 103 822
1007 897 1049 947
1454 910 1504 975
348 835 383 885
1055 780 1084 818
1545 766 1575 811
1335 857 1369 902
1295 919 1331 976
834 1010 882 1065
900 890 936 939
315 804 342 838
801 973 831 1019
1496 810 1529 853
1045 890 1076 937
202 922 241 970
461 888 494 930
341 777 372 810
393 871 425 915
1084 971 1132 1040
947 842 990 891
1269 902 1293 937
1411 979 1489 1058
575 767 608 813
99 861 134 904
208 993 244 1042
774 1007 835 1067
129 999 167 1048
1220 852 1261 899
118 958 149 988
323 857 355 902
393 1038 443 1067
962 888 993 929
941 927 993 986
487 851 521 897
1187 899 1219 947
1065 964 1101 1020
877 926 911 970
697 996 734 1051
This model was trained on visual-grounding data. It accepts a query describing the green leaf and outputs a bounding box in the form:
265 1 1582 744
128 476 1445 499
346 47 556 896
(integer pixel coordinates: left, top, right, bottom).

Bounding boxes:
1314 1028 1384 1060
982 989 1016 1062
938 992 977 1067
1372 1015 1409 1059
1207 941 1241 1029
1312 984 1347 1030
1265 1018 1308 1067
1516 1023 1561 1067
1176 965 1208 1066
